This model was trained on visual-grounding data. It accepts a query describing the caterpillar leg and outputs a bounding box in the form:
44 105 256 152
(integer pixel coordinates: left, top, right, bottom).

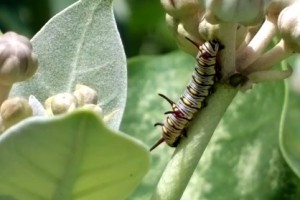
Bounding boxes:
209 85 217 95
181 128 188 138
170 128 187 148
171 137 181 147
201 100 207 108
215 63 222 81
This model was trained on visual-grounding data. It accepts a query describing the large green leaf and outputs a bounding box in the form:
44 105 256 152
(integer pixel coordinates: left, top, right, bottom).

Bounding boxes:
188 81 298 200
0 110 149 200
123 51 300 200
10 0 127 129
280 81 300 179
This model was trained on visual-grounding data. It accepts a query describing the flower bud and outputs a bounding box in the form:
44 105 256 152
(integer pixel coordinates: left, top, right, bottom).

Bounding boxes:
161 0 203 18
45 93 78 115
0 32 38 86
73 84 98 106
278 2 300 52
198 18 219 41
165 14 203 55
162 0 205 55
205 0 270 25
266 0 294 19
0 97 32 130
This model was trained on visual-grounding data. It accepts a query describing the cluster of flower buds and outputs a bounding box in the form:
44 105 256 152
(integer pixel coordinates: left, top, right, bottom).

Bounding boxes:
44 84 102 117
43 84 118 125
161 0 299 89
0 82 107 133
0 31 38 132
0 32 114 133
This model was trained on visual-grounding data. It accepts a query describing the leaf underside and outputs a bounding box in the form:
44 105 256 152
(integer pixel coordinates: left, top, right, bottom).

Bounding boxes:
0 110 149 200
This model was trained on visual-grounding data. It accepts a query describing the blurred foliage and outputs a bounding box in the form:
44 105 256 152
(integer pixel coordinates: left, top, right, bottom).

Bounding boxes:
114 0 177 56
0 0 51 36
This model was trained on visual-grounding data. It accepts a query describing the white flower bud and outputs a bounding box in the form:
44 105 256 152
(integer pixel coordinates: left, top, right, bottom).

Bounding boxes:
205 0 270 25
45 93 78 115
161 0 203 18
266 0 294 19
162 0 206 55
0 97 32 130
0 32 38 86
198 18 219 41
73 84 98 106
165 14 197 55
278 2 300 52
236 1 293 74
244 1 300 75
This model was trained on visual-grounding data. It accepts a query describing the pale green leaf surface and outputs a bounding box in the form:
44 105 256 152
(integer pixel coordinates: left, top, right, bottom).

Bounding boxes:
11 0 127 130
0 110 150 200
123 51 300 200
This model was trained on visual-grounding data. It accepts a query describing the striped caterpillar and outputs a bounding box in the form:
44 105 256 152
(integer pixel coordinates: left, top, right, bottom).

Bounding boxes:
150 40 221 151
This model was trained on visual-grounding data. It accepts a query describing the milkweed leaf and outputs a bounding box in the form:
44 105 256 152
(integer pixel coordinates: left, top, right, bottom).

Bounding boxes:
0 110 149 200
11 0 126 129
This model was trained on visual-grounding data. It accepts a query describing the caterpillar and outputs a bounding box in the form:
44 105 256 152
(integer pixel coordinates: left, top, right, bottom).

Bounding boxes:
150 39 221 151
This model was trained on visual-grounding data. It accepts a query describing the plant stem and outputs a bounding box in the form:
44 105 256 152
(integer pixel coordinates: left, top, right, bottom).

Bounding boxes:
151 86 237 200
151 22 237 200
218 23 237 79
